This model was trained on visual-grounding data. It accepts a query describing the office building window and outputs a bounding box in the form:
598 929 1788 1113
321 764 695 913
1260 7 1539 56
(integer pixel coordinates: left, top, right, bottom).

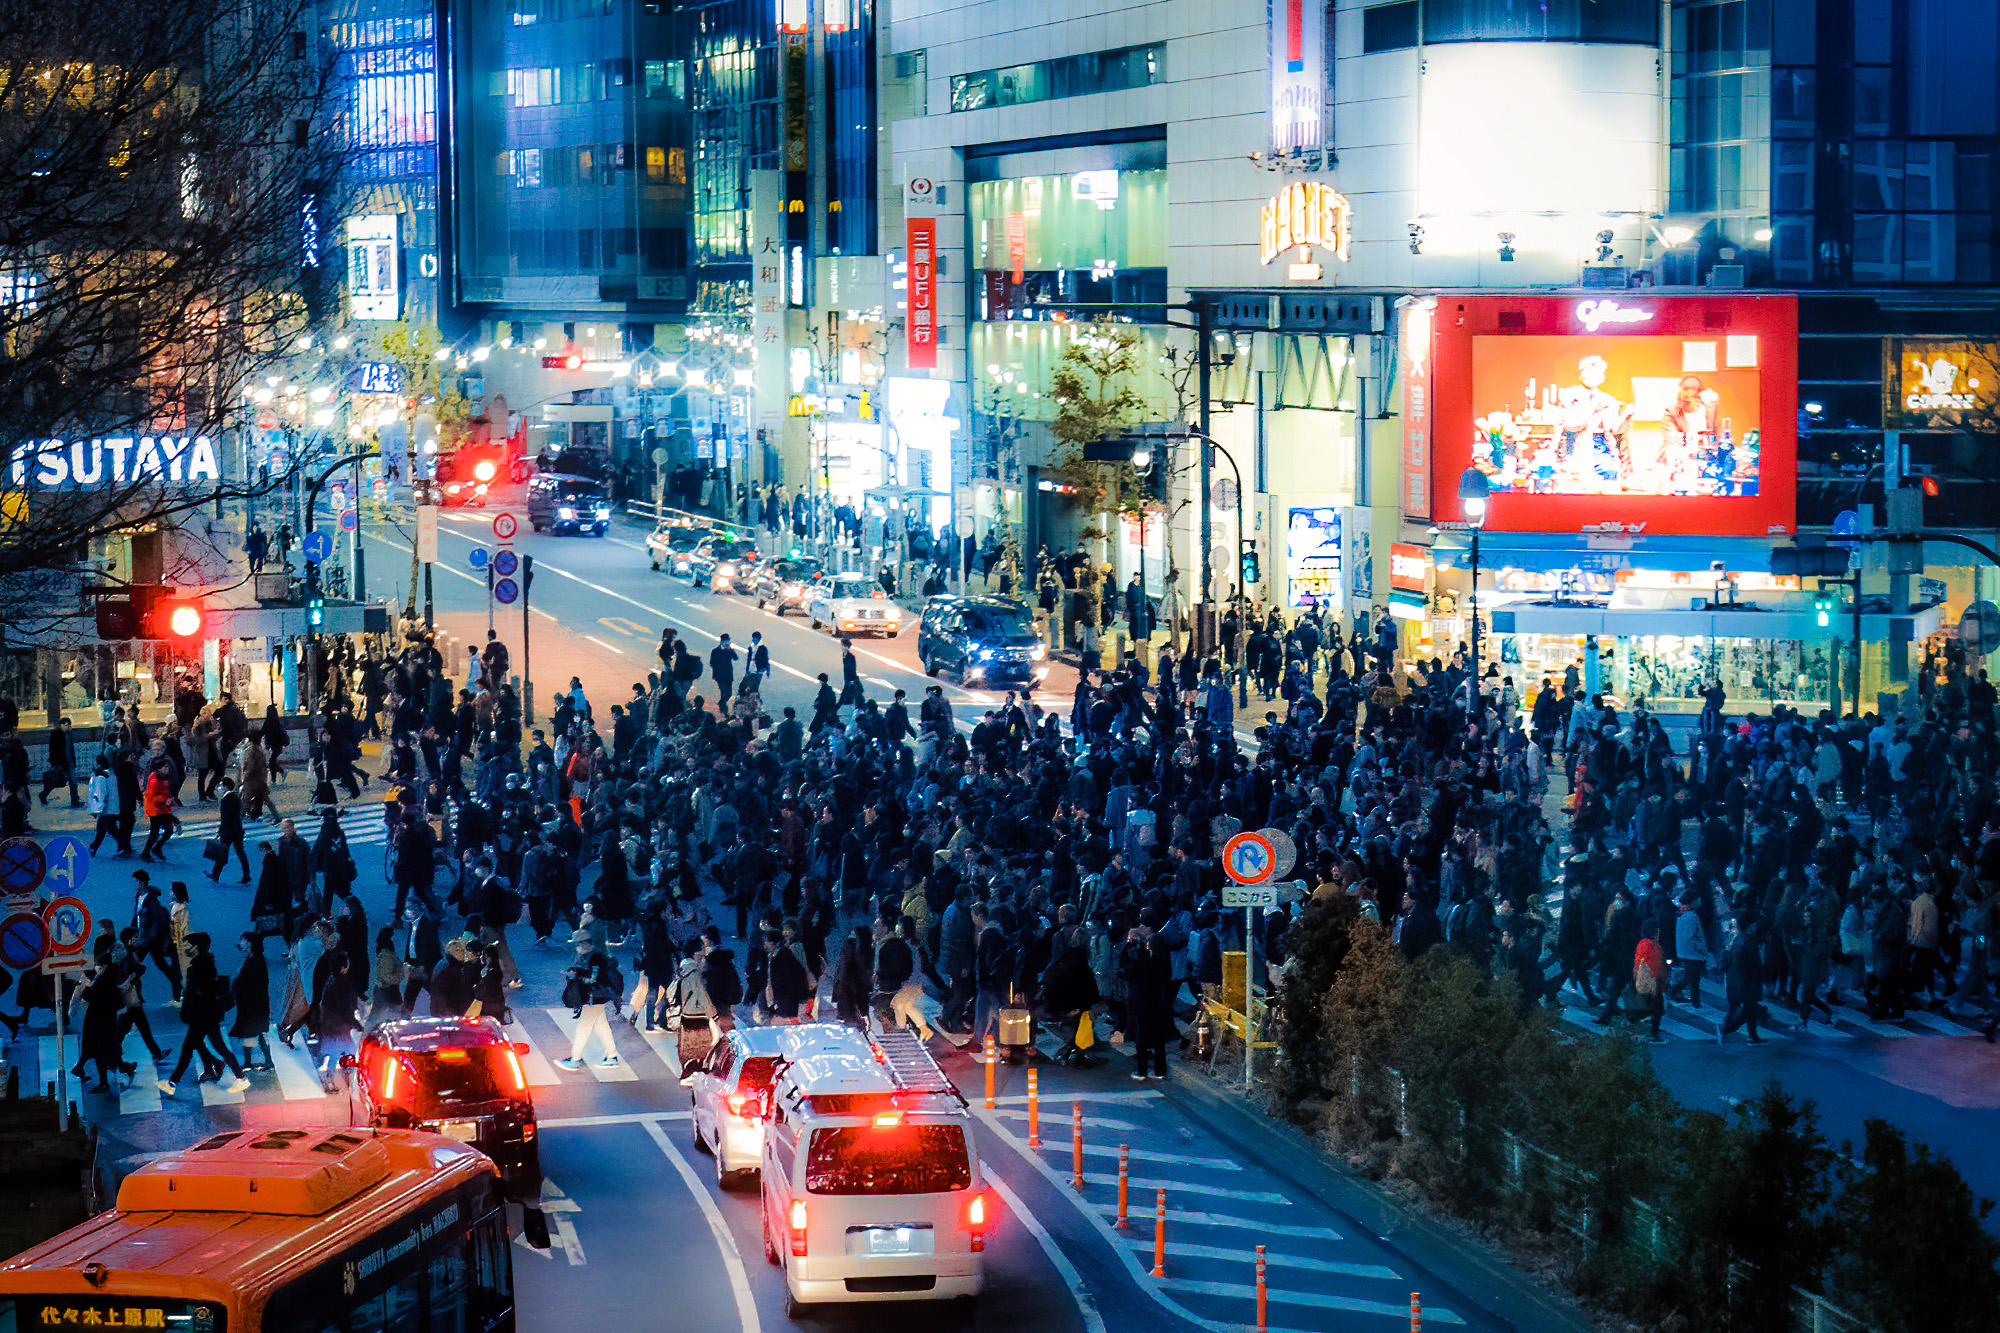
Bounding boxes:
1362 3 1419 52
950 43 1162 113
1423 0 1657 43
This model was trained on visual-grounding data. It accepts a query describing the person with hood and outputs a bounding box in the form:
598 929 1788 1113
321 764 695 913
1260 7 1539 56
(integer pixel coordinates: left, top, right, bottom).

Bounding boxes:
77 965 134 1094
250 842 293 943
592 835 635 945
1119 919 1174 1080
240 739 272 822
229 932 274 1071
159 933 250 1096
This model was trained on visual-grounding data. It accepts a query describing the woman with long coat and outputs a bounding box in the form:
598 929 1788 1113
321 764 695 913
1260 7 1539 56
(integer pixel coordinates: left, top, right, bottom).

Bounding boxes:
229 932 273 1070
260 706 290 778
592 835 634 945
251 843 294 943
240 740 271 822
830 926 874 1029
78 968 132 1093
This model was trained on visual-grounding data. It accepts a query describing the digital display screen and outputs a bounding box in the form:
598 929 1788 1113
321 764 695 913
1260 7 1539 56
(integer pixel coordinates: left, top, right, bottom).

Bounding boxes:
1469 334 1763 498
1285 508 1341 608
1430 296 1797 536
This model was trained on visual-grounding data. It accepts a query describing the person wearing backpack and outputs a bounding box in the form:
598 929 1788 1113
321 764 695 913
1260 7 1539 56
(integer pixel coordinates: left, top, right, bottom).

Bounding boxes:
556 936 622 1070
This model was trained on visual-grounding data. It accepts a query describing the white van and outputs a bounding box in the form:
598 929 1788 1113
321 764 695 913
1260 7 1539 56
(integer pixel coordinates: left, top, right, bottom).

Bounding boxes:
758 1029 988 1317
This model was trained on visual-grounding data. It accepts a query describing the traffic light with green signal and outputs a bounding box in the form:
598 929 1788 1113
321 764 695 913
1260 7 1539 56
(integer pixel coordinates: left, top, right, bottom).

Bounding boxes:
306 591 326 629
1813 591 1833 627
1239 539 1260 586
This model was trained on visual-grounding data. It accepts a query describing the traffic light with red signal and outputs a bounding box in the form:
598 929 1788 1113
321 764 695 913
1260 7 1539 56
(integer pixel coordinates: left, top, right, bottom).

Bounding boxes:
94 587 207 641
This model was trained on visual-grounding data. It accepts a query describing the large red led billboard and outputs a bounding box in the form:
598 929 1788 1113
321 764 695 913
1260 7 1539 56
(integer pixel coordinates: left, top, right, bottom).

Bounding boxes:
1429 295 1797 536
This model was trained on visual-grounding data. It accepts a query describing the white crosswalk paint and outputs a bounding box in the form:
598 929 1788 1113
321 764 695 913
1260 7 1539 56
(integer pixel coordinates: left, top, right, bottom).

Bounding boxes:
631 1022 688 1076
199 1076 246 1107
503 1021 561 1085
1159 1278 1466 1325
1899 1007 1975 1037
991 1090 1165 1105
1117 1176 1292 1206
1044 1140 1242 1171
991 1107 1142 1133
265 1029 333 1100
543 1007 638 1081
117 1027 162 1115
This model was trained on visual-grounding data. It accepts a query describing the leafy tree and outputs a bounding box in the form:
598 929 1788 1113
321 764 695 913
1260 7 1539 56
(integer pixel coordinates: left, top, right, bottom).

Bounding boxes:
1270 892 1359 1118
1830 1118 2000 1333
1317 915 1408 1147
1046 320 1148 536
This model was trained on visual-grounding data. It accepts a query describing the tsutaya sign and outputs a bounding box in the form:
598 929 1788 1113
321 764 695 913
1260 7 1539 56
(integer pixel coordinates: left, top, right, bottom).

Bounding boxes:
8 436 221 487
1258 181 1352 267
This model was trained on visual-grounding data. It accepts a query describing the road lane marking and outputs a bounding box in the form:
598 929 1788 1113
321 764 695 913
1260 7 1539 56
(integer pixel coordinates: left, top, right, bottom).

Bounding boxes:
984 1167 1110 1333
540 1111 693 1128
1096 1204 1338 1240
1040 1141 1242 1171
599 616 651 637
117 1027 162 1115
1158 1277 1464 1325
1116 1176 1291 1205
642 1118 764 1333
583 635 626 654
1134 1242 1401 1281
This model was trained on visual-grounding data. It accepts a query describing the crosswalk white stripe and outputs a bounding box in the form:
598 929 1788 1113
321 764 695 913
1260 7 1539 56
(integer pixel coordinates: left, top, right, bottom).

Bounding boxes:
199 1077 245 1106
632 1022 686 1075
992 1108 1142 1133
503 1021 561 1085
1095 1204 1340 1241
265 1029 331 1100
1130 1241 1400 1281
542 1007 638 1081
1899 1007 1975 1037
1159 1277 1465 1325
118 1027 162 1115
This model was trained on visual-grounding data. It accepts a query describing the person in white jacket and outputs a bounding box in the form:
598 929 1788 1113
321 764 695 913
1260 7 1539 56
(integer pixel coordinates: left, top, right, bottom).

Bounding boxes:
85 757 119 854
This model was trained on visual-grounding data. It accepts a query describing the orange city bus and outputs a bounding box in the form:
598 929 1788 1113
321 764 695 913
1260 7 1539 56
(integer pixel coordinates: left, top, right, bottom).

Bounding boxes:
0 1127 514 1333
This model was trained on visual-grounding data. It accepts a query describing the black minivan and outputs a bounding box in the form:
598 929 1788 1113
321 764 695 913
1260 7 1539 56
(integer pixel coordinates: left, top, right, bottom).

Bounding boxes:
526 473 612 536
916 595 1048 690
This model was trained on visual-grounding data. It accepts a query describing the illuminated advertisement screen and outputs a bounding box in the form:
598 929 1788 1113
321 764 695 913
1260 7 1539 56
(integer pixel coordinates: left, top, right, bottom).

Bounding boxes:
1431 296 1796 536
1286 506 1340 608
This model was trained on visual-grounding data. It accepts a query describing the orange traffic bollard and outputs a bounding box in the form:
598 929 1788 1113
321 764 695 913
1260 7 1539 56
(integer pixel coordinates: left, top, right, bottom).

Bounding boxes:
1256 1246 1268 1333
983 1035 996 1108
1027 1067 1040 1147
1071 1102 1085 1188
1411 1292 1421 1331
1152 1189 1167 1277
1115 1145 1130 1226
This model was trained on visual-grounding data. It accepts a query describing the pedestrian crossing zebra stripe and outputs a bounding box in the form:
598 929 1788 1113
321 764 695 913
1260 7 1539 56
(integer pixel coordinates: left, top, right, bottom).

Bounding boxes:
171 816 391 846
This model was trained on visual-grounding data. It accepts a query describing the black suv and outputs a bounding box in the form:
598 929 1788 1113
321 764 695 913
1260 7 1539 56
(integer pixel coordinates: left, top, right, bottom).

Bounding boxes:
916 595 1048 690
526 474 611 535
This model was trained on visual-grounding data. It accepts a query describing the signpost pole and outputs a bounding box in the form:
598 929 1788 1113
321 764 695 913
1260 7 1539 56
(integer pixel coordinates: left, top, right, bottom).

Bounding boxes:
487 563 495 634
52 967 66 1120
522 555 534 726
1245 903 1255 1090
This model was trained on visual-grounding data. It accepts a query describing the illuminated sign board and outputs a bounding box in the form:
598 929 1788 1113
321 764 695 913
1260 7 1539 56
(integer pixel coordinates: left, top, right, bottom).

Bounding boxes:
1389 543 1428 593
906 218 937 370
1269 0 1328 157
9 436 221 487
1574 299 1654 333
346 214 400 321
1259 182 1351 267
1284 507 1340 609
1890 339 1997 426
1428 295 1798 537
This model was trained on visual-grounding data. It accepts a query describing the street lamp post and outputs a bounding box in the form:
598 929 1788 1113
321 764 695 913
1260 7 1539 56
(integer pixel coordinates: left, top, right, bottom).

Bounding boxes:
1458 467 1491 726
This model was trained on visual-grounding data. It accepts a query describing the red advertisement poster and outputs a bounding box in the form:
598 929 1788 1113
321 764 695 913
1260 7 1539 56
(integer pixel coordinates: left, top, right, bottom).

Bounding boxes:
906 217 937 370
1401 299 1433 520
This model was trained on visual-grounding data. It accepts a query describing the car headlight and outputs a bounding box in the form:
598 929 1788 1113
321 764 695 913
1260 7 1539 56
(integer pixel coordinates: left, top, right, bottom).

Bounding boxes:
716 563 736 576
595 507 611 519
978 647 993 660
558 506 576 520
446 482 463 493
1031 643 1046 660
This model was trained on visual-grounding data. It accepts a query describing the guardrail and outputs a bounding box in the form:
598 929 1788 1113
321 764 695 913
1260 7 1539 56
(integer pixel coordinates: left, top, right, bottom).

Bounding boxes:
619 499 754 538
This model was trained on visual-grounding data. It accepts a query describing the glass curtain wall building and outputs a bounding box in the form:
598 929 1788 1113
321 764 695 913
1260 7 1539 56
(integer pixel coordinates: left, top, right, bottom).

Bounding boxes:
327 0 441 322
452 0 684 311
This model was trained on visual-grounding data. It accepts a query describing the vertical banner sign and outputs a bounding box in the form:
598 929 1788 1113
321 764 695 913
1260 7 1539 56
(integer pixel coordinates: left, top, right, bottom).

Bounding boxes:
752 170 788 453
1269 0 1329 156
1400 297 1434 521
906 217 938 371
783 33 811 308
416 502 439 564
1005 213 1027 284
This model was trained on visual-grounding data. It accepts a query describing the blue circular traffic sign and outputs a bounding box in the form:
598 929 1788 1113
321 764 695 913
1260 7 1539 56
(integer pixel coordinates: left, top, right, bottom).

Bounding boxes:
338 508 359 533
40 836 90 894
302 531 334 564
493 550 518 577
0 913 45 970
493 577 519 605
468 547 490 571
0 838 46 894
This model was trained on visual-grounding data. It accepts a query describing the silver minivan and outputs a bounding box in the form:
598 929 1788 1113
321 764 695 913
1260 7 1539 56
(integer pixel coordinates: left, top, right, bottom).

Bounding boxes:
758 1036 988 1317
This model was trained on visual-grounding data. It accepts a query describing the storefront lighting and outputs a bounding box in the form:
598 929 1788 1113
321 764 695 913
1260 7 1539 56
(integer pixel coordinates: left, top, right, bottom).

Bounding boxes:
333 336 350 350
1804 401 1824 416
533 337 548 350
1661 225 1695 247
473 346 491 361
685 368 706 387
252 387 275 404
1753 228 1774 242
309 386 332 403
312 408 335 426
734 369 754 388
265 374 281 386
294 335 313 351
662 362 679 378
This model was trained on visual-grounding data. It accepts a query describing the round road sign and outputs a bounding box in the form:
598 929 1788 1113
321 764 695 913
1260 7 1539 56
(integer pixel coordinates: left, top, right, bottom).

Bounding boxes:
0 837 46 895
492 513 518 542
338 508 359 533
494 577 519 605
1222 831 1276 886
1963 600 2000 654
493 550 519 577
1257 828 1298 881
42 895 90 955
0 912 46 970
468 546 490 571
41 836 91 894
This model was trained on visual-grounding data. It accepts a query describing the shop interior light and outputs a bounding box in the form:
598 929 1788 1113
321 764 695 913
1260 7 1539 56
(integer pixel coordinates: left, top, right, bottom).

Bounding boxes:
313 408 335 426
309 386 333 402
332 335 350 350
1753 227 1774 242
1661 225 1696 246
472 346 491 361
252 387 275 404
433 348 450 361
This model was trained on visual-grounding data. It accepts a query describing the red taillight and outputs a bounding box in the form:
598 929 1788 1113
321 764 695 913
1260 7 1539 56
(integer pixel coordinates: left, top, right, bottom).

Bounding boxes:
503 1048 528 1093
521 1121 536 1141
788 1198 808 1257
871 589 885 599
727 1092 748 1115
967 1192 988 1251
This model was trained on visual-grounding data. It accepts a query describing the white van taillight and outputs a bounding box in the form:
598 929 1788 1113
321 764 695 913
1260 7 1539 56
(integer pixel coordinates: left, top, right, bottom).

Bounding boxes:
788 1198 808 1257
872 1112 902 1128
967 1192 988 1251
727 1092 748 1115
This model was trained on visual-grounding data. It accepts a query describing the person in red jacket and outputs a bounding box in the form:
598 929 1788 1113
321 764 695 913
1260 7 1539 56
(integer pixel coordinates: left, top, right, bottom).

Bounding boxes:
1633 932 1667 1043
139 767 176 862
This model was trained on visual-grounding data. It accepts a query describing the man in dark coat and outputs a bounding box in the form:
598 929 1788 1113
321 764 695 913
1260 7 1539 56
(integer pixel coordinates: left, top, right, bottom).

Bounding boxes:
1119 921 1174 1079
